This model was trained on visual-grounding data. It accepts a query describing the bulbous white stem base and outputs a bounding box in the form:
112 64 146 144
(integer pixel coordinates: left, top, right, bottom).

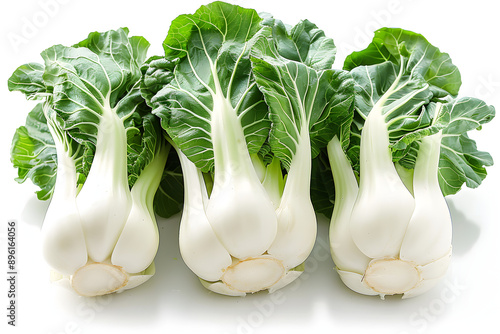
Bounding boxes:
363 258 420 295
337 249 452 299
222 256 285 294
199 255 305 296
71 262 128 297
48 261 156 297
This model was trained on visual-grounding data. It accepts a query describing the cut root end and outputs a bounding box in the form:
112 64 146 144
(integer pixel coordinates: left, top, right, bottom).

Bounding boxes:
71 262 129 297
222 256 285 293
363 258 421 296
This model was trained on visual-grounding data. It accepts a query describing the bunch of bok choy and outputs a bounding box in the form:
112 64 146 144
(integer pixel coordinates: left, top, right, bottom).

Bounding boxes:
7 2 495 300
9 28 181 296
324 28 495 299
141 1 354 296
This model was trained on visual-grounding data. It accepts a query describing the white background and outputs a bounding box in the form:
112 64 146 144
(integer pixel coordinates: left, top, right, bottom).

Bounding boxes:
1 0 499 333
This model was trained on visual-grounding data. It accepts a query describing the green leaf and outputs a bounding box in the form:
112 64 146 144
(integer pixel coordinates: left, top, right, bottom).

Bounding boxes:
75 27 149 66
7 62 46 99
344 28 462 178
268 19 337 70
10 103 86 200
340 27 495 197
126 111 163 187
310 151 335 218
40 28 158 183
256 140 274 166
438 98 494 195
251 20 354 169
344 27 461 98
350 61 433 123
140 56 176 106
153 148 184 218
41 28 150 144
391 97 495 195
11 104 56 200
10 28 160 198
149 1 269 172
391 101 449 151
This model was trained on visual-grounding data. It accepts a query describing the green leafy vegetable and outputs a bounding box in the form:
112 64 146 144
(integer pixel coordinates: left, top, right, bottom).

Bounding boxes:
9 28 174 297
143 2 354 296
326 27 495 299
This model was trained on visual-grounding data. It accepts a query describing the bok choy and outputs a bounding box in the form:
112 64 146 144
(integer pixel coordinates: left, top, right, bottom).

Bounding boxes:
7 2 495 301
325 28 495 299
9 28 177 296
142 1 354 296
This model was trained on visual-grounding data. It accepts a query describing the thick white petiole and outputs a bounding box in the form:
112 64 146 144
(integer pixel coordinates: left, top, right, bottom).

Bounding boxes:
349 94 415 260
77 106 132 263
41 118 88 276
327 136 371 275
400 131 452 266
111 142 169 274
268 129 317 269
205 70 277 259
176 146 232 282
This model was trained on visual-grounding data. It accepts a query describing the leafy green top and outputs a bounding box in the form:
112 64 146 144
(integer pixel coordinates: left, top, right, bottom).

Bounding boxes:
345 28 494 196
9 28 183 216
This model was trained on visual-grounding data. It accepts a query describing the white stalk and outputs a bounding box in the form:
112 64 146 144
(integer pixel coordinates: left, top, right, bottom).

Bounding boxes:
349 73 415 259
41 117 88 275
76 103 132 263
111 142 169 274
329 105 453 298
205 64 277 259
267 128 317 269
176 145 232 282
400 130 452 266
327 136 371 275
